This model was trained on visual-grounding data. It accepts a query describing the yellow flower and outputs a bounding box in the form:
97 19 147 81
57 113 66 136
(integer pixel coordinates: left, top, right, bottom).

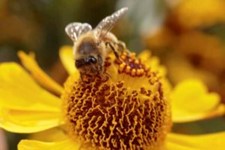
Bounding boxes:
0 46 225 149
143 0 225 102
168 0 225 29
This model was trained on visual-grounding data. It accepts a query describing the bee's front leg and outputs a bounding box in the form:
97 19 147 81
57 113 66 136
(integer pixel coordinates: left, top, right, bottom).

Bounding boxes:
105 41 127 58
117 41 126 52
80 73 91 83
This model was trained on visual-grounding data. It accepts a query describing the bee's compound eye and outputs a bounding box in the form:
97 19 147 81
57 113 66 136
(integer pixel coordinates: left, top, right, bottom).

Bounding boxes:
87 56 97 64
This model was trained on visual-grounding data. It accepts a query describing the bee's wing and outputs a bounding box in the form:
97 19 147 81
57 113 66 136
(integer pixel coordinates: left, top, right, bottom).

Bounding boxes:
65 23 92 42
94 7 128 39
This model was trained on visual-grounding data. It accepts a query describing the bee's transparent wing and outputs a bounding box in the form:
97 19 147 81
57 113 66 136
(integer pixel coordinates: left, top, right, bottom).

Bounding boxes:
95 7 128 39
65 23 92 42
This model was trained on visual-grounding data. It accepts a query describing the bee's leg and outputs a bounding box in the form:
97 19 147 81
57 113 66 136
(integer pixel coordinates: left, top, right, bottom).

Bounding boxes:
106 41 128 58
117 41 126 52
80 74 86 82
104 71 111 78
105 42 120 58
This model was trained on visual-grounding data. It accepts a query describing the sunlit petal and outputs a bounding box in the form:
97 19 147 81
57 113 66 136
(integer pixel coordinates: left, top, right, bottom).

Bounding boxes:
18 51 63 96
18 139 80 150
29 127 67 142
171 79 225 122
166 132 225 150
166 141 196 150
59 46 79 75
0 108 63 133
172 104 225 123
0 63 61 111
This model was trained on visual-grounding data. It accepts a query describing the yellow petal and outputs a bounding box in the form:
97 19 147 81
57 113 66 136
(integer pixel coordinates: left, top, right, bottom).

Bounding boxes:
166 141 195 150
0 108 63 133
18 51 63 96
166 53 219 89
138 50 167 77
171 79 225 122
0 63 61 112
59 46 79 75
172 104 225 123
172 0 225 29
29 127 67 142
166 132 225 150
18 139 80 150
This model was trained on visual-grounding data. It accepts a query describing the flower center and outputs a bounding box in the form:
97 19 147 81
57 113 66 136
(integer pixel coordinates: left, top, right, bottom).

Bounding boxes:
116 52 149 77
62 52 171 150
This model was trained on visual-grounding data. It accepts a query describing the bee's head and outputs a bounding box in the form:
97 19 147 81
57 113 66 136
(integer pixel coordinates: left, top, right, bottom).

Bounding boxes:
75 55 97 69
75 54 103 79
73 32 105 78
75 32 103 55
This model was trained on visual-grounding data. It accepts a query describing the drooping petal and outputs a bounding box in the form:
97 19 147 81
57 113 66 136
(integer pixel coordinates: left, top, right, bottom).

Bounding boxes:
166 132 225 150
172 104 225 123
0 63 61 111
0 108 63 133
171 79 225 122
166 141 195 150
18 139 81 150
29 127 67 142
18 51 63 96
59 46 79 75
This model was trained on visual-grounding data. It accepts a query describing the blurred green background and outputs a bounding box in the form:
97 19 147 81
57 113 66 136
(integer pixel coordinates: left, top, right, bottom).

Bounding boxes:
1 0 225 150
0 0 119 68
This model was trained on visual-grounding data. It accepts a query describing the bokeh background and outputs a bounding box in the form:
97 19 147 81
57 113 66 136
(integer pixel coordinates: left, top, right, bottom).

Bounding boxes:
1 0 225 149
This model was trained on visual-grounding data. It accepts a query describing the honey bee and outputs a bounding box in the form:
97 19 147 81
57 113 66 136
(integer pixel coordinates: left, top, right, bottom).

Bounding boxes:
65 7 128 81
